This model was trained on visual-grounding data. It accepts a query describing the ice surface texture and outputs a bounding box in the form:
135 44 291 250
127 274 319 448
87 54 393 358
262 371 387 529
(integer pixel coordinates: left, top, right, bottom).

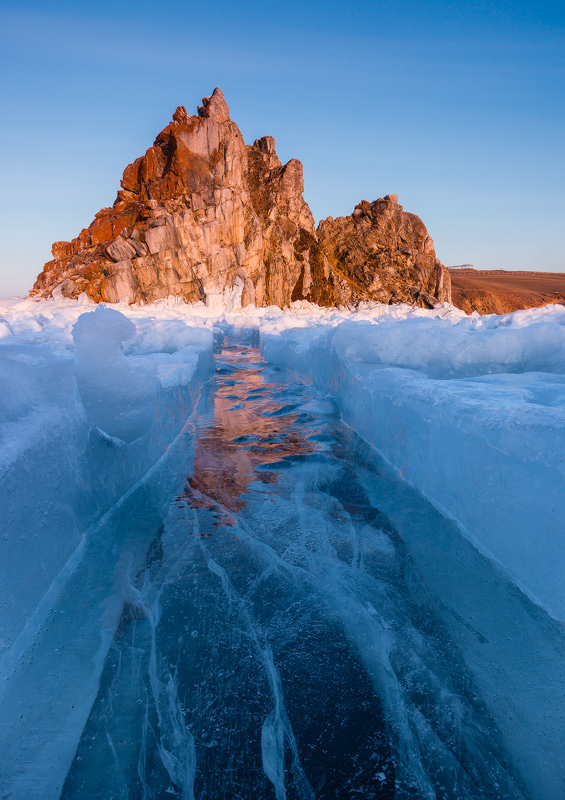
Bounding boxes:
0 295 565 797
0 299 214 653
1 295 564 634
260 309 565 621
3 339 562 799
0 295 564 635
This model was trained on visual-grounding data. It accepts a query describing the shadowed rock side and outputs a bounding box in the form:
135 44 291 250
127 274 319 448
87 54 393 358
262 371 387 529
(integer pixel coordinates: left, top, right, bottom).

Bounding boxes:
32 88 451 309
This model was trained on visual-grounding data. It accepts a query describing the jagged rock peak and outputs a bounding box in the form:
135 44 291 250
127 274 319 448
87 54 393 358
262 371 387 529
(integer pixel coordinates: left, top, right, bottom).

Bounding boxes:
197 87 230 122
31 88 450 310
172 105 190 125
254 136 276 155
316 196 451 307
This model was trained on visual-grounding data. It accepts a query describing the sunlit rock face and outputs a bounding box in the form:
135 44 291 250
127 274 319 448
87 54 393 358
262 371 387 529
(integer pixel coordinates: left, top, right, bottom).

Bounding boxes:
316 196 452 307
32 88 451 308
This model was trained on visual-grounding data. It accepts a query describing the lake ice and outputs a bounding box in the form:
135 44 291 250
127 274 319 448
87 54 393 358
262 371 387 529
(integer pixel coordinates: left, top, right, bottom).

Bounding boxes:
0 295 564 798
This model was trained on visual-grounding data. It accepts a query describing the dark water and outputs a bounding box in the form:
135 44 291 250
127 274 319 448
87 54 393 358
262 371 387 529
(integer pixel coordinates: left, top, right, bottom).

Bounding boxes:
58 341 565 799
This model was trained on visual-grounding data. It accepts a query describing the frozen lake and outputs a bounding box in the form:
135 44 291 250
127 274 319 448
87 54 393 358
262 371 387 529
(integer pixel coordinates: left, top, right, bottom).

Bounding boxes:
2 338 565 798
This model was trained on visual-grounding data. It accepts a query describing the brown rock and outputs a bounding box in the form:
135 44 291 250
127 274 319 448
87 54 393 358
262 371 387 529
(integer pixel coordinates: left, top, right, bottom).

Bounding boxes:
51 241 72 262
59 278 76 298
105 236 137 262
315 196 451 307
197 87 230 123
31 89 449 310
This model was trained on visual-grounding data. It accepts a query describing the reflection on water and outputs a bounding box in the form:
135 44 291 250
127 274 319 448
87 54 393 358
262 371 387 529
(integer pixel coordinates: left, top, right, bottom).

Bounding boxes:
177 345 315 525
60 341 565 800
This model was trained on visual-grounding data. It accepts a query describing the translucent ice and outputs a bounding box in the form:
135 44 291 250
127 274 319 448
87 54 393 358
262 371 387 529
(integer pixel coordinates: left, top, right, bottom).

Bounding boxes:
260 317 565 621
0 299 214 654
72 307 159 443
1 294 565 798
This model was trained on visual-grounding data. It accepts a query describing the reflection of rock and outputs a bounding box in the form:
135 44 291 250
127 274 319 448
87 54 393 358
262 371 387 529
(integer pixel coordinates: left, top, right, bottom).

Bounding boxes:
32 88 450 309
176 348 314 523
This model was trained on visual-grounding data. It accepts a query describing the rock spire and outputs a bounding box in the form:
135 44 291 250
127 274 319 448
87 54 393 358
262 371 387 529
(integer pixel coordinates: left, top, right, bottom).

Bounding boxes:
32 88 451 308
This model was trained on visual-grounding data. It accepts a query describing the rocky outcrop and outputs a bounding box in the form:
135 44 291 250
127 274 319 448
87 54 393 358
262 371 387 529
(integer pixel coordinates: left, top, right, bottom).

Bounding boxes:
314 196 450 307
32 89 451 309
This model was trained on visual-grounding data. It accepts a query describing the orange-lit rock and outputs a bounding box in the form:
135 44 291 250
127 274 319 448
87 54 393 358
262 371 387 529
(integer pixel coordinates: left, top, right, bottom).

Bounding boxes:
32 88 451 308
316 195 451 307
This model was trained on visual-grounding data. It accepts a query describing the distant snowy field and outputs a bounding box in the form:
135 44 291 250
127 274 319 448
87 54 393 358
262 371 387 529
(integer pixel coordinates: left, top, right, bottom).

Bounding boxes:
1 294 564 653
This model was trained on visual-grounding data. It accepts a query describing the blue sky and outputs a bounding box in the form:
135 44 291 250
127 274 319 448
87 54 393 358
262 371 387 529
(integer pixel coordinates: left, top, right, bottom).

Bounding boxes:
0 0 563 297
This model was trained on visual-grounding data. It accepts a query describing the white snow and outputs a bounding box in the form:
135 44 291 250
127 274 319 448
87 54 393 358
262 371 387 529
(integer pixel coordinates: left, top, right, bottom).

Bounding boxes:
1 292 564 653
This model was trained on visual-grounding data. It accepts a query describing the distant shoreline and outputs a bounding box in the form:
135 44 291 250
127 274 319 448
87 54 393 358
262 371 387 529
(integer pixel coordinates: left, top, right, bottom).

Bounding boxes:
449 268 565 314
449 268 565 276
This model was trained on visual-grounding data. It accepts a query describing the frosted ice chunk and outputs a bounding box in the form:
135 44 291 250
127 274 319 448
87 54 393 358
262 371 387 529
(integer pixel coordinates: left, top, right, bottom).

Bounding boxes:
0 317 13 338
72 307 158 443
124 319 212 355
324 314 565 379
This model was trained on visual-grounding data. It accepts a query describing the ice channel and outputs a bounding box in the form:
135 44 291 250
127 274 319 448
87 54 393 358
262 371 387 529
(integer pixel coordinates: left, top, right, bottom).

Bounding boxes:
2 338 565 799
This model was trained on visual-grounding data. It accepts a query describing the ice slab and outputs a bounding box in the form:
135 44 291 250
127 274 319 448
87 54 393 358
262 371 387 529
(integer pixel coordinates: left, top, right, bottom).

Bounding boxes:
0 302 214 654
260 310 565 622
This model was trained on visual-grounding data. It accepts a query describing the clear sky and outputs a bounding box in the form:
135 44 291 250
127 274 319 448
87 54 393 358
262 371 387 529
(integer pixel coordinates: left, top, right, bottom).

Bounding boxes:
0 0 563 297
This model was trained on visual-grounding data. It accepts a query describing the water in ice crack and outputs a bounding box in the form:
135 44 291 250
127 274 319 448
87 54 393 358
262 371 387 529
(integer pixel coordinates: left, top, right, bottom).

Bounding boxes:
60 342 563 799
